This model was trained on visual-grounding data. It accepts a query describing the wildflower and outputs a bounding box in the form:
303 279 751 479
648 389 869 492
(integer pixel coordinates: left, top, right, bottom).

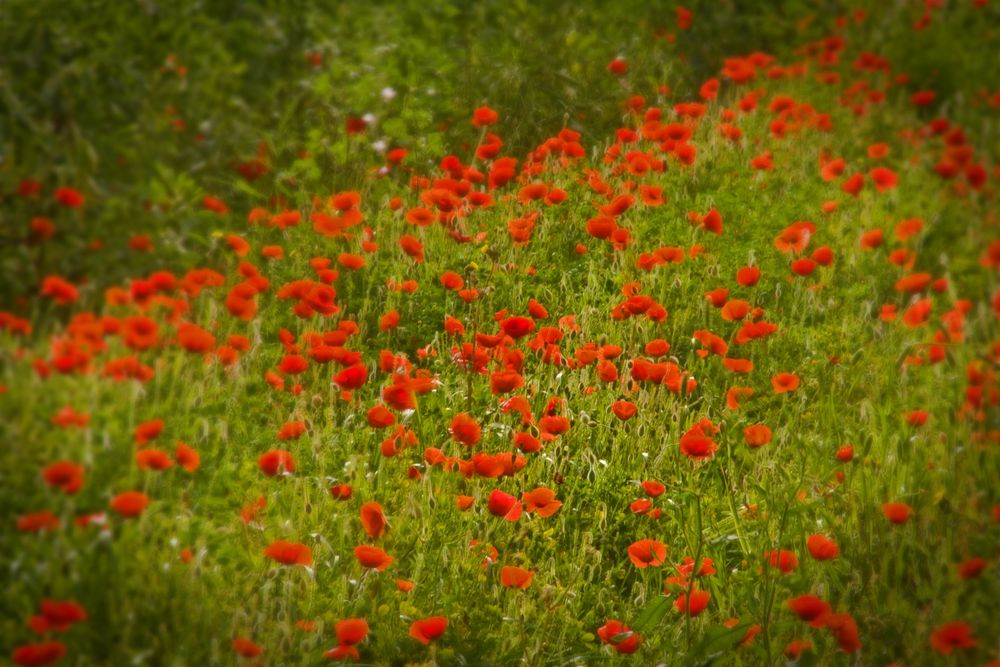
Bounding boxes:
627 539 667 568
500 566 534 589
354 545 393 570
360 502 386 540
109 491 149 518
596 619 642 654
264 540 313 566
409 617 447 645
929 621 977 654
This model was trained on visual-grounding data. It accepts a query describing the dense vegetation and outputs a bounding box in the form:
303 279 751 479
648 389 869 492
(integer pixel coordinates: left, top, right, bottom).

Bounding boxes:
2 1 998 665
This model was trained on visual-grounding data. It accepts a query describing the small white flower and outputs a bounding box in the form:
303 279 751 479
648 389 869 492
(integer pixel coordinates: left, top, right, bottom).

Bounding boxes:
362 112 377 125
372 139 387 153
381 87 397 101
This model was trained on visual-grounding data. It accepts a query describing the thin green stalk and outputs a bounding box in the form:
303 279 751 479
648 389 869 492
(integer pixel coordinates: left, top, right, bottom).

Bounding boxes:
718 460 751 557
684 491 703 653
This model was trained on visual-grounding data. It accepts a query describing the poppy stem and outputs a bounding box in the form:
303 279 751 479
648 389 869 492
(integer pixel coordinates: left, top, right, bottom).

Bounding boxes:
684 491 702 652
717 461 750 557
761 455 807 665
465 267 478 412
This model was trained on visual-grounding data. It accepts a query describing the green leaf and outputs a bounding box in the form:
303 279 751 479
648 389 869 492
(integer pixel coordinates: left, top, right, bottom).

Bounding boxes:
632 595 672 631
688 622 753 663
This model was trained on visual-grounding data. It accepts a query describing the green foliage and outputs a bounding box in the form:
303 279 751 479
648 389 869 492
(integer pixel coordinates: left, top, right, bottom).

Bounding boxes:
1 1 998 666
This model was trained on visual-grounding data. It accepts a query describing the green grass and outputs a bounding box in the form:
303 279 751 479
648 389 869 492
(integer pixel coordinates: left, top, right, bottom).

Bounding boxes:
1 1 998 665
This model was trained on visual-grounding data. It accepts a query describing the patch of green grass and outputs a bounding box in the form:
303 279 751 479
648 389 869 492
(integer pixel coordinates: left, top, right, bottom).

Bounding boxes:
2 1 998 666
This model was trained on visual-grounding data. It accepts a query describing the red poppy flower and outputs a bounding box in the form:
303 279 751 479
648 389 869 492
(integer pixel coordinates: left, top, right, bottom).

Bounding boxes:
721 299 750 321
500 316 535 339
324 644 359 661
826 612 861 653
631 499 653 515
783 639 813 660
806 534 839 560
42 461 84 494
500 566 534 589
957 557 987 580
859 229 884 250
736 266 760 286
12 641 67 666
378 310 400 331
399 235 424 262
54 187 85 208
109 491 149 518
723 357 753 373
607 57 628 75
699 208 723 234
596 619 642 654
40 276 79 305
334 364 368 390
911 90 936 106
133 419 164 446
264 540 313 566
787 595 831 628
409 616 447 645
835 445 854 462
450 412 481 447
354 545 393 570
136 448 173 471
929 621 978 654
338 253 366 270
882 501 912 524
612 400 638 421
790 258 817 276
766 549 799 573
704 287 729 307
382 380 416 411
869 166 898 192
203 195 229 215
232 637 263 658
726 386 754 410
522 487 562 517
674 588 710 616
743 425 772 448
775 221 815 254
472 106 498 127
643 480 666 497
258 449 296 476
489 369 524 394
771 372 800 393
366 405 396 429
841 173 864 197
276 421 307 441
335 618 369 646
627 539 667 568
360 502 386 540
330 484 353 500
28 600 87 633
487 490 523 521
679 422 718 460
17 512 60 532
